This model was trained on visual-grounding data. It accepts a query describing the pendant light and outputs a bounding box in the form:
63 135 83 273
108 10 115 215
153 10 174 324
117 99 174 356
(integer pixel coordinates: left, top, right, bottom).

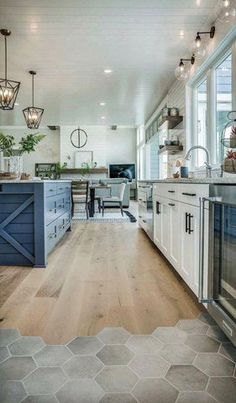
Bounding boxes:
175 55 195 81
23 71 44 129
191 26 215 60
0 29 20 110
217 0 236 22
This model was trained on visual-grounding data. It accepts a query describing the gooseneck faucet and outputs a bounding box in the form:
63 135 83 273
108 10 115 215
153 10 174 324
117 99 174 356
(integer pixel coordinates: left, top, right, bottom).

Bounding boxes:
184 146 212 178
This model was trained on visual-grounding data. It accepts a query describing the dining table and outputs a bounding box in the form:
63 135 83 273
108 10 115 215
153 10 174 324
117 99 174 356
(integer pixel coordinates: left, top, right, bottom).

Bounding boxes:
89 184 111 217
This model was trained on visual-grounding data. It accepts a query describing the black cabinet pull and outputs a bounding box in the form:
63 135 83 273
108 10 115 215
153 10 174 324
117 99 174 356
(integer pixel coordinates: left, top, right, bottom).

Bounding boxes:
185 212 189 233
188 214 194 234
168 203 175 207
168 190 175 193
182 192 196 197
156 201 161 215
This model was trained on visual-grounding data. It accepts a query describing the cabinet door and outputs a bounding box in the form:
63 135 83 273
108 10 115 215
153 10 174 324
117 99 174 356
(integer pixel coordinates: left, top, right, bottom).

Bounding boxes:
168 201 180 271
153 197 162 248
179 203 200 294
153 196 169 257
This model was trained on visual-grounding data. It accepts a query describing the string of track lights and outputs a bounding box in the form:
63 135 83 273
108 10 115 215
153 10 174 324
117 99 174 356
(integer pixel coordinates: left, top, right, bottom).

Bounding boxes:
175 0 236 81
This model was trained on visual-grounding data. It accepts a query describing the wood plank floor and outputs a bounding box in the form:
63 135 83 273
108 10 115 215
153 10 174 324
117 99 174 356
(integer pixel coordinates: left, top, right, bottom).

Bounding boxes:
0 220 203 344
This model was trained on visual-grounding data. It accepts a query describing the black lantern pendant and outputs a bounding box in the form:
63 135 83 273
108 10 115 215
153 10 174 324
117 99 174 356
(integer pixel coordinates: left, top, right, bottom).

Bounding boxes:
23 71 44 129
0 29 20 110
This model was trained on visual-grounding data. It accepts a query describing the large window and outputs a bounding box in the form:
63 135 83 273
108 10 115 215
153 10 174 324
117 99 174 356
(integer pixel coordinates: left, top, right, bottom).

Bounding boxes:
216 53 232 162
191 40 235 169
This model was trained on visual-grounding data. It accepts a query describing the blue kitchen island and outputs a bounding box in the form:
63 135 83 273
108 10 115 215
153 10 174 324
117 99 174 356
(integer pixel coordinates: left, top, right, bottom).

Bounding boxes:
0 180 72 267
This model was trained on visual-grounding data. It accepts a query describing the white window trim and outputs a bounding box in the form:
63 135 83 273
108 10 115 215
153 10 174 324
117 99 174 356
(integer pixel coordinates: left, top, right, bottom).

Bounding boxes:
186 26 236 173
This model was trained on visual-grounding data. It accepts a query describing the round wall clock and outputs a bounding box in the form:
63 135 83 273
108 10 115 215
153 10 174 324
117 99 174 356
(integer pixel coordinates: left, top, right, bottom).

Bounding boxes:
70 127 88 149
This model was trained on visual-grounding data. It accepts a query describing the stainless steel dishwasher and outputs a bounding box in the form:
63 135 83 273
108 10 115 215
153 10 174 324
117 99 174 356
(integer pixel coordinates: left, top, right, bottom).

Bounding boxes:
138 182 153 241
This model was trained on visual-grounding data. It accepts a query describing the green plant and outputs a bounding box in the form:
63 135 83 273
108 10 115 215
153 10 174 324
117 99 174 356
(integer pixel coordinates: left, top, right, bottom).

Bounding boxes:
0 132 15 156
19 133 45 154
55 162 67 178
80 163 91 176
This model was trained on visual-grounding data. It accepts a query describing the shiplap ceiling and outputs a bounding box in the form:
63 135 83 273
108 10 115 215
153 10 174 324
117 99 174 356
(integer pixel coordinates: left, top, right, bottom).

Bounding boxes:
0 0 217 126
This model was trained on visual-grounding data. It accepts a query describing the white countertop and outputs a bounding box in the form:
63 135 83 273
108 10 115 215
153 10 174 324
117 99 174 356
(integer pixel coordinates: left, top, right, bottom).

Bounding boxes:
0 179 72 184
138 177 236 184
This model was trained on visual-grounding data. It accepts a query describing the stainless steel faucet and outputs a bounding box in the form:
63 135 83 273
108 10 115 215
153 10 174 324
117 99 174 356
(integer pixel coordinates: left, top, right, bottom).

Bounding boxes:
184 146 212 178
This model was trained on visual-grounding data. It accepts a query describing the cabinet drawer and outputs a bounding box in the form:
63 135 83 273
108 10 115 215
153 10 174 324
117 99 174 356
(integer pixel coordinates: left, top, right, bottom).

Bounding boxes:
179 184 209 207
46 198 57 224
46 222 57 254
45 182 57 197
57 212 71 238
56 182 71 195
154 183 179 201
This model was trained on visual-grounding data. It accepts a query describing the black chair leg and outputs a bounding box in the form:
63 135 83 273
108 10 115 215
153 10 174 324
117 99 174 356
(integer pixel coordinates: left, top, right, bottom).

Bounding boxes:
102 201 105 216
98 198 101 213
120 201 123 216
86 203 89 220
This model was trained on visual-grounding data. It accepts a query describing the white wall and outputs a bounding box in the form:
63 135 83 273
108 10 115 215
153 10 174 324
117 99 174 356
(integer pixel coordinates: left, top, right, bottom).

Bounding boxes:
0 126 60 175
60 125 136 168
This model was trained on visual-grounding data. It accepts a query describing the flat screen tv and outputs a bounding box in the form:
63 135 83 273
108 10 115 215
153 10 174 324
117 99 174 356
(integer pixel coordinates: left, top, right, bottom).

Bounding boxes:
109 164 135 182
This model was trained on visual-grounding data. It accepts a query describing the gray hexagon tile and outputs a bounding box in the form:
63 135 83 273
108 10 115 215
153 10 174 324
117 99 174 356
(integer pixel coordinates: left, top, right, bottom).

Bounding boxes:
23 367 67 395
97 345 134 365
219 342 236 362
166 365 208 391
0 329 20 347
207 325 230 342
67 336 103 355
95 366 138 393
133 378 178 403
22 396 58 403
153 327 187 344
198 312 216 326
177 391 218 403
194 352 235 376
185 334 220 353
63 355 103 379
176 319 209 335
207 376 236 403
0 380 26 403
34 345 72 366
0 357 36 380
126 335 162 354
9 336 45 356
99 393 138 403
0 346 9 363
129 353 169 378
160 344 196 365
56 379 104 403
97 327 130 344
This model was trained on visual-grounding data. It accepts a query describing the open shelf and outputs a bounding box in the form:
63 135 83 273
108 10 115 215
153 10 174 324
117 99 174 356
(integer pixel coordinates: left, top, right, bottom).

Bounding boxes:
158 115 183 130
61 168 108 174
158 145 183 155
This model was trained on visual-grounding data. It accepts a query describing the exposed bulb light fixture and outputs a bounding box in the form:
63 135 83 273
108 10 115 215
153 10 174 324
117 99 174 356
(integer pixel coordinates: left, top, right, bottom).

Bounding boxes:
23 71 44 129
99 102 106 106
191 26 215 59
217 0 236 22
104 69 112 74
0 29 20 110
175 55 195 81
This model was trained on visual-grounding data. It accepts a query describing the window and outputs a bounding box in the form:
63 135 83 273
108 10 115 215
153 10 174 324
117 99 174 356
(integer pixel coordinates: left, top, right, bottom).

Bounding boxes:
190 40 235 170
216 53 232 162
196 79 207 166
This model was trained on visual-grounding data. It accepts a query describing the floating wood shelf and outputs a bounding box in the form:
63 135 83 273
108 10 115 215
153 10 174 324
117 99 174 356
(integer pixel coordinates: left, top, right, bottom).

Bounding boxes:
159 115 183 130
61 168 108 174
158 145 183 155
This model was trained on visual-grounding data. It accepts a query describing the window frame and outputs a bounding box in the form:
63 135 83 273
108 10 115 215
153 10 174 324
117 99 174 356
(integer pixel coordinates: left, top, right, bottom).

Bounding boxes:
187 32 236 172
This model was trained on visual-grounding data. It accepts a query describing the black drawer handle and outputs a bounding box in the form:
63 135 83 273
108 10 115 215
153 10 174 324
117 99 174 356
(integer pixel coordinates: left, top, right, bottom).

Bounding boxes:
49 189 54 192
185 212 189 233
188 214 194 234
168 190 175 193
182 192 196 197
59 187 63 190
168 203 175 207
156 201 161 215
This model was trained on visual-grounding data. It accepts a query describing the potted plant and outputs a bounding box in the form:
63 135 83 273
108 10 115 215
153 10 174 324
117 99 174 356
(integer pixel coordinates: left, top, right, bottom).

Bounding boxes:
223 149 236 173
80 162 91 179
55 162 67 179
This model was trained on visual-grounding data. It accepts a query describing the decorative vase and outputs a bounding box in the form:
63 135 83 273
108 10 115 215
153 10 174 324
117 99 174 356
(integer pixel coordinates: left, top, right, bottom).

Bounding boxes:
7 155 23 178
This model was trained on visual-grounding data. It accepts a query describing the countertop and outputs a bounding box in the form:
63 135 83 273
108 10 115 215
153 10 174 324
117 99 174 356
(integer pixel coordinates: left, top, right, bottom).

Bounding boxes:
138 177 236 184
0 179 72 184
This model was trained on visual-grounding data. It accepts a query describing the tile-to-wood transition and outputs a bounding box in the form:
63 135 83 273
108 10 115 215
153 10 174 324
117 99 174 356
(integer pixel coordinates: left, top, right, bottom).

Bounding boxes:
0 220 202 344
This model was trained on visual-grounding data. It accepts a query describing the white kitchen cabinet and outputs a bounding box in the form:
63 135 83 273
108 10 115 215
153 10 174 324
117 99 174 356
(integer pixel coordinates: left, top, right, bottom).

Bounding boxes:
153 195 168 254
168 201 180 271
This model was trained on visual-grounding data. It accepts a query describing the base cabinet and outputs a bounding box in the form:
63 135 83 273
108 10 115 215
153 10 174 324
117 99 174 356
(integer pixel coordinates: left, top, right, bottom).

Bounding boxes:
153 183 209 297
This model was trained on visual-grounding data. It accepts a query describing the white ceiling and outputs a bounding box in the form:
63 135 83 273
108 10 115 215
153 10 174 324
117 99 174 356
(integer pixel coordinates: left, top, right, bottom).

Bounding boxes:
0 0 217 127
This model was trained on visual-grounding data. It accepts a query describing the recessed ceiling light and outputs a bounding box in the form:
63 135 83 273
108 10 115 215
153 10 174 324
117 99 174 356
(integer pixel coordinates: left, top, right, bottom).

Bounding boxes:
104 69 112 74
15 102 20 106
101 116 106 120
99 102 106 106
179 30 185 38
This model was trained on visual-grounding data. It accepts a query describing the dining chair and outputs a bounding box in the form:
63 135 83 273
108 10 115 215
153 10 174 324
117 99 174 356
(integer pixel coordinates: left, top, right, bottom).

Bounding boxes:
102 182 126 216
71 181 90 219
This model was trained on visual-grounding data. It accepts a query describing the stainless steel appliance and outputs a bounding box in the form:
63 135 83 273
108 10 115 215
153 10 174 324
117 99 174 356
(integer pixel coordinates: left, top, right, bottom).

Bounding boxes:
138 182 153 241
200 184 236 346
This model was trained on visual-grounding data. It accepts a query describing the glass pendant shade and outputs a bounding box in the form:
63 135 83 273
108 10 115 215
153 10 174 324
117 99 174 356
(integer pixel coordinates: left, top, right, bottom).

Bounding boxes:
23 71 44 129
217 0 236 22
191 38 206 60
175 63 190 81
0 29 20 110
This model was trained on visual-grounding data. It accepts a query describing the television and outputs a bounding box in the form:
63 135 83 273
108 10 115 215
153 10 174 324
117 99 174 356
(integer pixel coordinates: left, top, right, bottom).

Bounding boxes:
109 164 135 182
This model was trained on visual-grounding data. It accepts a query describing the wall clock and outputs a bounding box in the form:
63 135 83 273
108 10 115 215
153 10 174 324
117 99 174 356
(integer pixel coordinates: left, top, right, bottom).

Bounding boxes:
70 127 88 149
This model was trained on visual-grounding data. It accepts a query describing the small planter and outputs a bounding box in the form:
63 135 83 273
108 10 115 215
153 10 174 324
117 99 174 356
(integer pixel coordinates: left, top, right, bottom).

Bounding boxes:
223 158 236 173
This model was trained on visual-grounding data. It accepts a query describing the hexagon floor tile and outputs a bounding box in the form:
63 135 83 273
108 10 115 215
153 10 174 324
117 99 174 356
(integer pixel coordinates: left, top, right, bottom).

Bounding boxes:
1 324 236 403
